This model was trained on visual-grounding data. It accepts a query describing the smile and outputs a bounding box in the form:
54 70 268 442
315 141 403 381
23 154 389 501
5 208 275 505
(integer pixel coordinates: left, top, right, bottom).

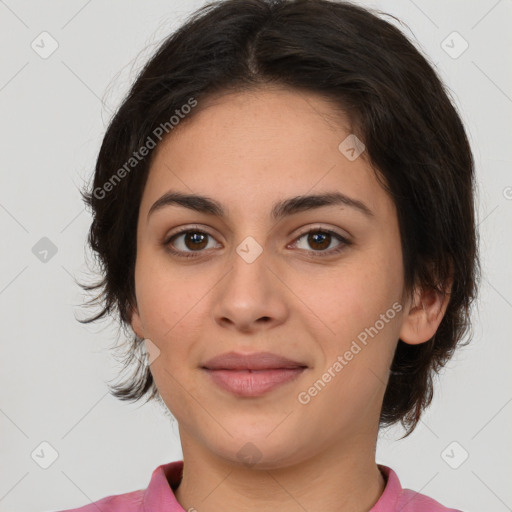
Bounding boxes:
202 368 307 397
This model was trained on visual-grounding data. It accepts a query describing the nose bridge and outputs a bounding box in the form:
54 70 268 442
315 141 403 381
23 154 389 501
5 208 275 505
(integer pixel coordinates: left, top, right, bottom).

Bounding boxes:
212 232 288 331
227 233 273 301
235 234 266 266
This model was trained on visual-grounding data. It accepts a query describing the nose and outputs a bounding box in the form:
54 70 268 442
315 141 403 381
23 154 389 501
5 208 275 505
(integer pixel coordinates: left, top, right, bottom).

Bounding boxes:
211 239 289 334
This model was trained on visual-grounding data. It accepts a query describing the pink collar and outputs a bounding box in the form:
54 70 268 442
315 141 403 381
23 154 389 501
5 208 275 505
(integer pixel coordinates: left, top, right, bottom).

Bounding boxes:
142 460 458 511
142 461 400 511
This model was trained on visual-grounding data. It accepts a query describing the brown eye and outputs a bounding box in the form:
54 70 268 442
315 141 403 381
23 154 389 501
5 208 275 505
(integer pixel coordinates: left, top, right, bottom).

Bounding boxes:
292 228 351 257
164 226 351 260
306 231 331 250
182 231 208 251
165 229 220 257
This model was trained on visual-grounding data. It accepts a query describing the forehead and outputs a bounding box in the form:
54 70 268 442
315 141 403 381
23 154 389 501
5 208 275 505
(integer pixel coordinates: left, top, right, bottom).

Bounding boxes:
141 88 393 221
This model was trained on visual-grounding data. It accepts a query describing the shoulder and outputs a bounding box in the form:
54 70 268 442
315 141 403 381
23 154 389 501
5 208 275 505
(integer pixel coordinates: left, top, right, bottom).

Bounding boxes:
397 488 464 512
53 489 144 512
375 465 464 512
52 460 184 512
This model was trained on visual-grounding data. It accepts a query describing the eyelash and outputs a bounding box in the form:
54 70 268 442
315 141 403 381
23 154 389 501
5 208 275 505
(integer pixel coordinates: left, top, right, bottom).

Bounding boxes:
163 226 352 259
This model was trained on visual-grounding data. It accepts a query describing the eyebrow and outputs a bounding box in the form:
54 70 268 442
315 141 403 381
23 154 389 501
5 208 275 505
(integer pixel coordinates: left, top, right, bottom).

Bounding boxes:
147 190 374 222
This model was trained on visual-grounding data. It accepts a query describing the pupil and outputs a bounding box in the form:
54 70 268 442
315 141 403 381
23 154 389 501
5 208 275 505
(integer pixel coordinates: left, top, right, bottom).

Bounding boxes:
309 232 330 250
187 232 207 250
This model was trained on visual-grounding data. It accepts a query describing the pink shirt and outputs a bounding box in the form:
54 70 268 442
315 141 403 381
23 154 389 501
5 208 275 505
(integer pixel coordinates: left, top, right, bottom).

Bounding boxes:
55 460 462 511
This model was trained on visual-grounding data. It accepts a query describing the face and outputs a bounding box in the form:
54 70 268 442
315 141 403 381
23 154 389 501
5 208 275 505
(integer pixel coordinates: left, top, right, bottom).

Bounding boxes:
131 87 413 469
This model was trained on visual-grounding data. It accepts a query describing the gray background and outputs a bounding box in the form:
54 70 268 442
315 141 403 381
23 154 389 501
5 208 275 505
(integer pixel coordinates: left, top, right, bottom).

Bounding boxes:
0 1 511 511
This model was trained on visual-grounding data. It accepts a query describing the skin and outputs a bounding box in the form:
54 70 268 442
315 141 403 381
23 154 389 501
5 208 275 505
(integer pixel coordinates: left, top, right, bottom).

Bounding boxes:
130 86 450 512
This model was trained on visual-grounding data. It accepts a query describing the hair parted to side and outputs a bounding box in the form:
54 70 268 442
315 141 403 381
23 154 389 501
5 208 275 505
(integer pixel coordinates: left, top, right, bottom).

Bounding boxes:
78 0 480 437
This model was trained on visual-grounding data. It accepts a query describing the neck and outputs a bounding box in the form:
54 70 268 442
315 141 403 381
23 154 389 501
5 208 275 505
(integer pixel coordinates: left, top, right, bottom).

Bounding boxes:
174 430 385 512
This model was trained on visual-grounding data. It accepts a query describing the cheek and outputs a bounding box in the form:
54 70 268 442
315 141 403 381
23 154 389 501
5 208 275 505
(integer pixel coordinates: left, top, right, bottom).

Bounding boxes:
315 253 403 341
133 254 214 381
308 241 403 398
134 261 206 416
134 250 199 339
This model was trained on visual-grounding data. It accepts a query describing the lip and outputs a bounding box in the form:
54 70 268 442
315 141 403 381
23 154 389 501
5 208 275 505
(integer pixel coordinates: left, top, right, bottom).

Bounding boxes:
203 368 307 397
201 351 308 397
201 351 307 371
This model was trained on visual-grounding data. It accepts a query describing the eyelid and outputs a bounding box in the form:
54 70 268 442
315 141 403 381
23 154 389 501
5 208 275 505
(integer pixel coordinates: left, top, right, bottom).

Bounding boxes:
164 223 350 242
288 225 352 256
164 223 220 241
291 223 351 242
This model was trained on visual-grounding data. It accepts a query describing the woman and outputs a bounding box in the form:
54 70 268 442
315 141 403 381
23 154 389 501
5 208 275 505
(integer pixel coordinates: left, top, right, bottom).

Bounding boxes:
59 0 479 510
